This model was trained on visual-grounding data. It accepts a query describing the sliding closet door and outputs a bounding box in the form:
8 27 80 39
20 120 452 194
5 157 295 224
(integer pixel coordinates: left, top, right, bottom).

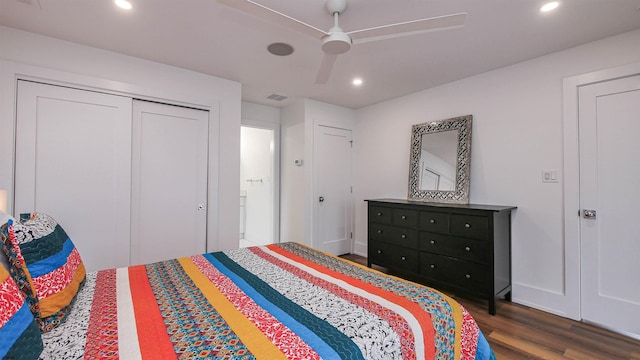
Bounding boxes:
130 100 208 265
15 81 132 272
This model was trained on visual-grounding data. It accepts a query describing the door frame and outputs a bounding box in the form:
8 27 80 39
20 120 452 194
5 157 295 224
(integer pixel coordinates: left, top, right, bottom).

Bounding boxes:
562 60 640 321
240 119 281 244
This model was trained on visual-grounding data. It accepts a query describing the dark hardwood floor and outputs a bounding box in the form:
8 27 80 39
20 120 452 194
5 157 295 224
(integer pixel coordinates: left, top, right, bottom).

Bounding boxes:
339 254 640 360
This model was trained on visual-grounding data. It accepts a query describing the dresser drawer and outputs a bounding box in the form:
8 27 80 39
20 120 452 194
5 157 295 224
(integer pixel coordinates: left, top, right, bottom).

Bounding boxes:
450 214 489 240
420 253 489 293
419 233 488 264
392 208 418 227
368 240 389 266
419 211 449 233
370 241 419 273
369 223 418 248
369 206 392 225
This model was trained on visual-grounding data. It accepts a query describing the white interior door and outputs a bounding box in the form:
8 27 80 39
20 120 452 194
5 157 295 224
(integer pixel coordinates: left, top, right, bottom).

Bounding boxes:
578 74 640 336
131 100 208 265
15 80 132 272
314 125 353 255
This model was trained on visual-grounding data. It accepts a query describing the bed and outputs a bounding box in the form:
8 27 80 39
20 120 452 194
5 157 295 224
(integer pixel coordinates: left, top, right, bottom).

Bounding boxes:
1 213 496 360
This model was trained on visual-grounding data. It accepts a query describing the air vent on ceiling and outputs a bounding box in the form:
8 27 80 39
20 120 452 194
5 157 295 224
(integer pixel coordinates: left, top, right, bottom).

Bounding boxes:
266 93 288 102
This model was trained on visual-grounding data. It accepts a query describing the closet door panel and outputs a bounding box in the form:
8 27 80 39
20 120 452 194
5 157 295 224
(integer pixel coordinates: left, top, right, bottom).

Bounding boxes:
15 81 132 272
131 100 208 265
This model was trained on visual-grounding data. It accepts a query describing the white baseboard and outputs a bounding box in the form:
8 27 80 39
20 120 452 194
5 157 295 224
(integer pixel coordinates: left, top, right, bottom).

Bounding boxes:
352 241 367 257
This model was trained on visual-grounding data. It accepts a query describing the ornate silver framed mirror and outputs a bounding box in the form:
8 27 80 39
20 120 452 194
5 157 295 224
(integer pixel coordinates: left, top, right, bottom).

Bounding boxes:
408 115 472 203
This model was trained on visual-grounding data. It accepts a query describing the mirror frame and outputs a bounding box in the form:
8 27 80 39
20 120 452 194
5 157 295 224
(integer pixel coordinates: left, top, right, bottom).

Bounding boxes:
408 115 472 203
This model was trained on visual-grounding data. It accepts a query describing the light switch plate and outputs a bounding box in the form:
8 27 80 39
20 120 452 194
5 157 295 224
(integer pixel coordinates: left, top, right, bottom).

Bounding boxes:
542 170 559 183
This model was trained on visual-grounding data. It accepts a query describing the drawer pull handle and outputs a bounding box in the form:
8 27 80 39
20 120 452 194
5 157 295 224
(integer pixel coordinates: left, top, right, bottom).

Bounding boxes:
401 256 406 261
377 250 382 254
401 215 407 220
465 223 471 228
465 274 471 279
430 219 435 224
430 240 435 245
430 264 435 269
401 234 406 239
465 246 471 251
377 230 383 234
377 212 382 216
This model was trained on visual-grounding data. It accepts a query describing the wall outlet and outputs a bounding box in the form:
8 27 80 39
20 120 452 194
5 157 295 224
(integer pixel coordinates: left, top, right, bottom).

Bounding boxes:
542 170 559 183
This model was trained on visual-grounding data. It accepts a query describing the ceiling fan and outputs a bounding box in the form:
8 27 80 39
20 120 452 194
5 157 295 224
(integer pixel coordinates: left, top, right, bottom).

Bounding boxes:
218 0 467 84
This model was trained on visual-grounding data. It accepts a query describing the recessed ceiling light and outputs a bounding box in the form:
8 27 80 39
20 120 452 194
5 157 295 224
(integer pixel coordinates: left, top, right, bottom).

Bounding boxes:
115 0 132 10
352 78 363 86
540 1 559 12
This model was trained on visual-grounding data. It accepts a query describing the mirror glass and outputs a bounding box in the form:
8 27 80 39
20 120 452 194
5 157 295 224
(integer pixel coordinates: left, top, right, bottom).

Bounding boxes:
418 130 458 191
408 115 472 204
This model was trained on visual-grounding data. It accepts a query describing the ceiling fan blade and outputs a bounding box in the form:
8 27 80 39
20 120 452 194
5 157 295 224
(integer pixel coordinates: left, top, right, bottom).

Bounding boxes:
217 0 328 39
315 54 338 84
348 12 467 44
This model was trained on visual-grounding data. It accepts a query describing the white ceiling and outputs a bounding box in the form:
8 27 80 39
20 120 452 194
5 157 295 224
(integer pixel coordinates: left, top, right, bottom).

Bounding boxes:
1 0 639 109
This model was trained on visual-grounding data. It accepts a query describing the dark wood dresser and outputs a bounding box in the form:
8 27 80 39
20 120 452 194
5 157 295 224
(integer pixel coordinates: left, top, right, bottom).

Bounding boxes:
366 198 516 315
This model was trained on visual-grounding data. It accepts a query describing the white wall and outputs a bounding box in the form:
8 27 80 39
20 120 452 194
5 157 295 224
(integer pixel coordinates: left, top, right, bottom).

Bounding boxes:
280 101 306 244
353 28 640 318
242 101 281 124
0 26 242 252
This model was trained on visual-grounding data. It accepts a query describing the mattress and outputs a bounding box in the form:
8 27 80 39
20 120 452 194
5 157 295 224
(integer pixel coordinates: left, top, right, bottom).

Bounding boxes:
39 242 495 359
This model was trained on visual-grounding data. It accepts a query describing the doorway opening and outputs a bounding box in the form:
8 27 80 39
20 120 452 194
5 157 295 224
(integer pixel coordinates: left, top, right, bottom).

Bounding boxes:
240 123 280 248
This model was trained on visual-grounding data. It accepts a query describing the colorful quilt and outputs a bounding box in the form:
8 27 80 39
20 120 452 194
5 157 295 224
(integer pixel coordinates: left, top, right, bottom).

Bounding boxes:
39 243 496 360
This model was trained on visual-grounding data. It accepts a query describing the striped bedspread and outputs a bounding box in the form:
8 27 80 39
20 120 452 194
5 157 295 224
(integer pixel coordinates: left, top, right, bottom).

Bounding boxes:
40 242 495 360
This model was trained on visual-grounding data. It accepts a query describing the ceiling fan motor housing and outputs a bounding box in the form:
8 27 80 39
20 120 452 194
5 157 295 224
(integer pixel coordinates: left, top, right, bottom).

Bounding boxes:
326 0 347 15
321 31 352 54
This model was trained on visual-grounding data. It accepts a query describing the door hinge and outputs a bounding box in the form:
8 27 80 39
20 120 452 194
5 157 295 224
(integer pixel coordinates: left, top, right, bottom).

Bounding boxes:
350 186 353 193
350 232 353 239
349 140 353 148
